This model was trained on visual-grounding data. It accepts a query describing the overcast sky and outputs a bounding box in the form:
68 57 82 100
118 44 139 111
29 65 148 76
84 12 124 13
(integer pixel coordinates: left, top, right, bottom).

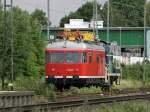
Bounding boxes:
12 0 106 26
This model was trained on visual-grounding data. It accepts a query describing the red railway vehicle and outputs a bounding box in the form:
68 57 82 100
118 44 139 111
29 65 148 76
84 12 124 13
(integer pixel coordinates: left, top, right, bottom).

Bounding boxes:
45 40 120 90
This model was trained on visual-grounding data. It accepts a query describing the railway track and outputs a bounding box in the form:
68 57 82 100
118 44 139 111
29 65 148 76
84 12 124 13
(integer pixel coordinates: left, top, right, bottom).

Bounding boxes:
56 87 150 102
0 92 150 112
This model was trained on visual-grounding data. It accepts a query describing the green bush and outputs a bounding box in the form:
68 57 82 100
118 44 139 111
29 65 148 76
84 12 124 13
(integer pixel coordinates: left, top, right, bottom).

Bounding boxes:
113 80 143 89
69 87 80 95
14 76 56 101
122 62 150 81
79 86 101 94
68 86 101 95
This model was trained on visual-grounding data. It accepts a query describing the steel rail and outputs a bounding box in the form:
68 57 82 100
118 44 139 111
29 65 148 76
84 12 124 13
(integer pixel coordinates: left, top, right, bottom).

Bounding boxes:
0 92 150 111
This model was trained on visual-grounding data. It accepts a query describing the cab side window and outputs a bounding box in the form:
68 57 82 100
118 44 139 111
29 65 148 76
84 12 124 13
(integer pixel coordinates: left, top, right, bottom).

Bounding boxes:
100 56 103 64
46 52 51 63
96 55 99 63
89 52 92 63
81 52 87 63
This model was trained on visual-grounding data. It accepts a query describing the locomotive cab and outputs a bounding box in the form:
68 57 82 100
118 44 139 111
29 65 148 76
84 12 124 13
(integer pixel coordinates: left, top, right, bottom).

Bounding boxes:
45 41 106 89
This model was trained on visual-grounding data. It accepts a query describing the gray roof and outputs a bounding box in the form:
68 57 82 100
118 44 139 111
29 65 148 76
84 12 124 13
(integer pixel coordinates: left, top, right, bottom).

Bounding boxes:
46 40 105 51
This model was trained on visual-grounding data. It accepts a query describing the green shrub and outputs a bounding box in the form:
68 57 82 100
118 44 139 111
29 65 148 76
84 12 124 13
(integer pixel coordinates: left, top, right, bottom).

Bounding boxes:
67 86 101 95
69 87 80 95
122 62 150 81
79 86 101 94
14 76 56 101
113 80 143 89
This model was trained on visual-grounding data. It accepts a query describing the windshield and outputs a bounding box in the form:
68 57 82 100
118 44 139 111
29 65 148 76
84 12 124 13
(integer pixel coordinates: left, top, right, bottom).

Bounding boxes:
51 52 64 63
66 52 79 63
46 52 87 63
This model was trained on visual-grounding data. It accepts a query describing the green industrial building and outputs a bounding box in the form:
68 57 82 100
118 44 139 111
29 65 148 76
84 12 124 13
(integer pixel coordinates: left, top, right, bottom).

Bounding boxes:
42 27 150 58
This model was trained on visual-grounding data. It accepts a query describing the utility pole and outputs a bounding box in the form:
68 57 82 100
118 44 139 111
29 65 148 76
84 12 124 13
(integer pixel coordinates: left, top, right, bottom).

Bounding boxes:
107 0 111 86
10 0 13 90
93 0 98 40
47 0 50 42
143 0 147 83
107 0 110 43
3 0 13 90
119 27 122 48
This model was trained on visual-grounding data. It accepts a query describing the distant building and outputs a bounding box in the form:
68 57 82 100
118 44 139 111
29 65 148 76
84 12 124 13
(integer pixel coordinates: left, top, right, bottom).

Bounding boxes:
91 14 104 28
64 19 89 29
147 30 150 58
64 19 103 29
90 20 104 28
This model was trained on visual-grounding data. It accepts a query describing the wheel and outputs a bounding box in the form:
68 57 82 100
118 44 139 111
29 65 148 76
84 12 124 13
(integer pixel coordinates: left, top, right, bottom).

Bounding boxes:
101 83 111 92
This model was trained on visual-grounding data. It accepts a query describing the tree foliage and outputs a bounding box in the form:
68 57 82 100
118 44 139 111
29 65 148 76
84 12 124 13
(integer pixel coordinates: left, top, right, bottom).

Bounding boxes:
31 9 48 27
0 7 46 89
13 7 45 77
122 62 150 81
145 1 150 26
60 2 102 27
60 0 147 27
109 0 145 27
0 0 2 9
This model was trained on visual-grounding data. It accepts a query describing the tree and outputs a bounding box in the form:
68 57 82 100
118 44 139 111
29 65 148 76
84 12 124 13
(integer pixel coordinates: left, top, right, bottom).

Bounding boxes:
0 7 46 89
12 7 45 78
145 2 150 26
31 9 48 27
60 0 146 27
0 0 5 89
0 0 3 50
0 0 2 9
30 14 45 77
108 0 145 27
60 2 102 27
0 3 15 89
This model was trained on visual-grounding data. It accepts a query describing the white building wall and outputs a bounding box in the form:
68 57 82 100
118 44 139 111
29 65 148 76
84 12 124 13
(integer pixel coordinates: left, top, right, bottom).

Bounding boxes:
64 19 103 29
113 56 150 65
90 21 104 28
147 30 150 58
64 23 89 29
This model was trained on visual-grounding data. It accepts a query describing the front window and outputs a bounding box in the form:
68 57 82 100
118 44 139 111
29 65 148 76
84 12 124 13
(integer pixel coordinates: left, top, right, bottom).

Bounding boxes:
51 52 64 63
46 51 87 64
66 52 79 63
